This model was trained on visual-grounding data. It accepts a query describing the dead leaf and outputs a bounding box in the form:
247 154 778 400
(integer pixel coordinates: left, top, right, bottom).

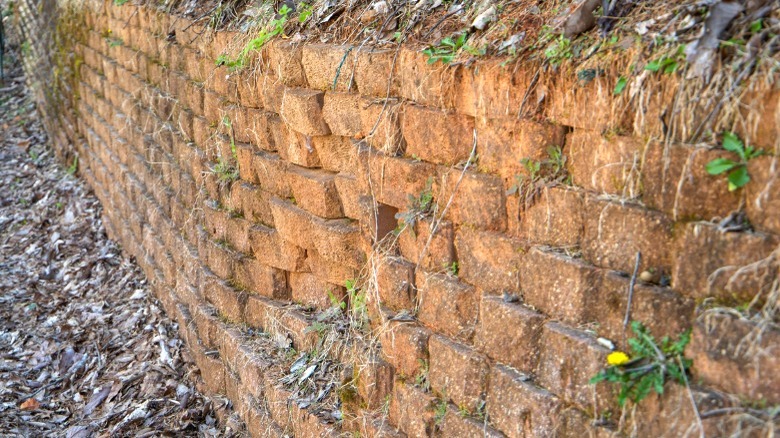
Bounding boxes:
563 0 600 38
20 398 40 411
686 0 745 82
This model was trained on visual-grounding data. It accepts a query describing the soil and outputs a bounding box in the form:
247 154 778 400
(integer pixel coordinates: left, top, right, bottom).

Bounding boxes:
0 44 238 436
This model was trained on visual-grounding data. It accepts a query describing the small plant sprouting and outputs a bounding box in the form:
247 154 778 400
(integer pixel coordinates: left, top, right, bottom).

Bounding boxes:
423 32 468 65
613 76 628 95
706 131 763 191
66 156 78 175
215 4 292 71
213 116 239 183
445 261 459 277
328 290 346 310
414 359 430 391
394 177 434 238
345 279 367 328
544 34 573 66
645 45 686 75
213 158 239 183
434 398 448 425
297 2 313 23
114 0 128 5
506 146 568 210
589 321 692 407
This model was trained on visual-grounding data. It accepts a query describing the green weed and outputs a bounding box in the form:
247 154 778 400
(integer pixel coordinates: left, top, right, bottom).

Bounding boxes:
613 76 628 95
445 261 458 277
590 321 692 407
394 177 434 237
414 359 430 391
215 4 292 71
434 399 448 425
66 156 78 175
506 146 568 210
345 279 367 328
544 35 573 66
706 131 763 191
645 45 686 75
423 32 468 64
213 158 239 183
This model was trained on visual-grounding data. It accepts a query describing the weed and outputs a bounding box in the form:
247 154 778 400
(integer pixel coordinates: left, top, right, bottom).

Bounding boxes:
414 359 430 391
328 290 346 310
613 76 628 95
213 158 239 183
706 131 763 191
434 399 448 425
108 38 123 47
473 399 486 420
645 45 686 75
423 32 468 64
305 321 329 335
114 0 128 5
216 5 292 71
345 279 367 328
21 40 31 57
506 146 568 210
445 261 459 277
590 321 692 407
285 347 298 360
297 2 312 23
66 156 78 175
544 35 573 66
458 404 469 417
394 177 434 237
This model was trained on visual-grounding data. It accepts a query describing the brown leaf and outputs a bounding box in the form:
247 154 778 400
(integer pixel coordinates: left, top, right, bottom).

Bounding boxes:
20 398 40 411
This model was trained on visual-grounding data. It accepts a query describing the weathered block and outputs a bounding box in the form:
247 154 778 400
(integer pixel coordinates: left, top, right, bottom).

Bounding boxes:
456 228 525 293
519 247 599 325
475 295 544 373
671 221 779 301
376 256 416 312
689 312 780 404
582 196 673 275
487 364 562 438
280 88 330 136
416 271 478 341
536 322 612 412
379 321 430 379
402 105 475 165
428 335 489 411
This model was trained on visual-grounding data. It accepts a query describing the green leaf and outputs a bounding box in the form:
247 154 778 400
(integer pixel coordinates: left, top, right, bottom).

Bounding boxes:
645 60 661 72
727 166 750 191
722 132 745 159
663 61 678 74
613 76 627 95
750 18 763 33
706 158 738 175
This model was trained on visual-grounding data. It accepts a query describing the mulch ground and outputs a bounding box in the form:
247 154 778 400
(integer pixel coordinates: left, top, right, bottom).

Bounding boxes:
0 43 239 437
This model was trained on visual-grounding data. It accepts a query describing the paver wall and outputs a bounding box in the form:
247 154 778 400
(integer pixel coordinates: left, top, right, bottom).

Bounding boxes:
14 0 780 436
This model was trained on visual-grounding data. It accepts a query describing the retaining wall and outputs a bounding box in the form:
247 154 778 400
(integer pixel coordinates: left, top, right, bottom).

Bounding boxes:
13 0 780 436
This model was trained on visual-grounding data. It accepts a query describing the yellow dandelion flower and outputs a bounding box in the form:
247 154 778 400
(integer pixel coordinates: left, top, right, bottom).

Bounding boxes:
607 351 630 366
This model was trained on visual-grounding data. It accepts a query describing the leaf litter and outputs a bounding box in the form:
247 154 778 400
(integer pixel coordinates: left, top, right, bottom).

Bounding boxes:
0 44 239 436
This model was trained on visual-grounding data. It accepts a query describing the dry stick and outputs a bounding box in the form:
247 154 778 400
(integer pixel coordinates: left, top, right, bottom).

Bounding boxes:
421 6 464 40
623 251 641 329
517 68 540 118
332 46 354 90
679 355 705 438
416 130 478 268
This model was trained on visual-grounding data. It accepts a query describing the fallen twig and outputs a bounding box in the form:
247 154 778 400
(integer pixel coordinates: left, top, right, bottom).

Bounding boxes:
623 251 641 329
